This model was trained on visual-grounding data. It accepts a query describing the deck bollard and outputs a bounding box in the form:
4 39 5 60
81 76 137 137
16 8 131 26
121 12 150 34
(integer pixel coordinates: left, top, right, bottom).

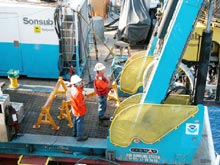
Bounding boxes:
7 70 19 89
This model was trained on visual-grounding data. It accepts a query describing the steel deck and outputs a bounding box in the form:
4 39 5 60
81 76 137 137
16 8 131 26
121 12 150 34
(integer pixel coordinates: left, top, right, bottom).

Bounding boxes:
3 85 115 139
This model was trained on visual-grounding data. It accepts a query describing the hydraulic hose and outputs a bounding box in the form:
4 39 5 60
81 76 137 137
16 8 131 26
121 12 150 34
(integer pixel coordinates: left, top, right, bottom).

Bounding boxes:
194 0 214 104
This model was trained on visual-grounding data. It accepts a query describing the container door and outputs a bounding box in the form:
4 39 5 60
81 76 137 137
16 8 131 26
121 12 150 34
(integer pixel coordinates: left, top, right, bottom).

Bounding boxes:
0 13 23 74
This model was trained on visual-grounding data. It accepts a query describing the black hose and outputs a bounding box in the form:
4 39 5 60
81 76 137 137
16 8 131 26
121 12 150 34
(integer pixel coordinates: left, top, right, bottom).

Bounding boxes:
194 31 213 104
54 5 62 39
104 26 118 31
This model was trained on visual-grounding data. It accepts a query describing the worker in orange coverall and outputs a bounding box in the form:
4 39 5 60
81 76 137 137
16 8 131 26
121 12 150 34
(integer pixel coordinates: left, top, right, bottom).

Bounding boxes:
70 75 88 141
93 63 112 127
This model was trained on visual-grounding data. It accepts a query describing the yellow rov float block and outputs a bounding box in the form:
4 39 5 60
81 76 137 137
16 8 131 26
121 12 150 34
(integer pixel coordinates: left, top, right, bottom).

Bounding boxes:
112 92 191 119
123 50 146 66
112 93 143 119
120 55 154 94
111 91 194 147
110 103 198 147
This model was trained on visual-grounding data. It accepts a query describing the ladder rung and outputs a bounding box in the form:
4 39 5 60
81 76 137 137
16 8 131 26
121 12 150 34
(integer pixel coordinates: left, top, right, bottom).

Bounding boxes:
60 29 75 32
61 37 76 39
62 53 75 55
63 59 77 62
60 52 76 55
61 49 75 51
61 43 75 45
61 46 75 48
62 21 73 24
61 65 76 68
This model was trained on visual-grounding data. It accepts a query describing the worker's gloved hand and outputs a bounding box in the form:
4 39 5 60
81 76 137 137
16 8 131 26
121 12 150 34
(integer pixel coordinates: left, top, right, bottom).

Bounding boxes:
64 81 71 87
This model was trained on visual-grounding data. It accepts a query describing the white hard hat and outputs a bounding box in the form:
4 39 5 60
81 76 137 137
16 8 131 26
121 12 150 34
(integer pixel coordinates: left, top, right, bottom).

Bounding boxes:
94 63 106 71
70 75 82 85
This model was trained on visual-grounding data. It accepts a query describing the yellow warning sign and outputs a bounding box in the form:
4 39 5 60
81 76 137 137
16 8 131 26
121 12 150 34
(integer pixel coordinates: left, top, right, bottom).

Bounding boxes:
34 26 41 33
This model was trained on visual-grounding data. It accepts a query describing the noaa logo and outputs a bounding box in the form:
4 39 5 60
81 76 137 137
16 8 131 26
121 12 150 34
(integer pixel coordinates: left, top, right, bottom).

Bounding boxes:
186 123 199 135
187 124 197 133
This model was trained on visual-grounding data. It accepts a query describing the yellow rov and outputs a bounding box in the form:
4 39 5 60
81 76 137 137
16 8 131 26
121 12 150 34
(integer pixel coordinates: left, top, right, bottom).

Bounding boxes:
119 20 220 96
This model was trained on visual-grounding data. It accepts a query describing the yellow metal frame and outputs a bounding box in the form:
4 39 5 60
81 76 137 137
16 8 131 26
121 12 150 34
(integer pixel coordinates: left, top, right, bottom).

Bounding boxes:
107 81 120 106
33 77 67 130
57 100 73 128
18 155 51 165
183 21 220 62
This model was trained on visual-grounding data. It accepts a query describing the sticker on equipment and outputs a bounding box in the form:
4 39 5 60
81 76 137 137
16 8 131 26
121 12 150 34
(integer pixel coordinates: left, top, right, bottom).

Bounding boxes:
185 123 199 135
12 114 18 122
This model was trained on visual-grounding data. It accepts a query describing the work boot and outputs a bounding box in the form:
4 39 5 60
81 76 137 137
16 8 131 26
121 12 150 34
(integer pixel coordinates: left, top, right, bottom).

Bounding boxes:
98 120 108 127
76 135 88 141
